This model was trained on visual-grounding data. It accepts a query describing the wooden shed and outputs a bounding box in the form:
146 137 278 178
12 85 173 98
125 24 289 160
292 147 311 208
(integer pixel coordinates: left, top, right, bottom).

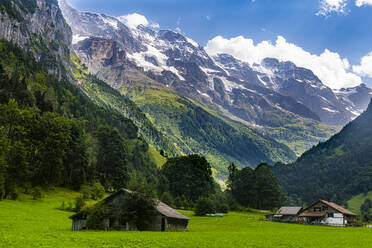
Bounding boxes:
273 206 303 223
70 188 190 231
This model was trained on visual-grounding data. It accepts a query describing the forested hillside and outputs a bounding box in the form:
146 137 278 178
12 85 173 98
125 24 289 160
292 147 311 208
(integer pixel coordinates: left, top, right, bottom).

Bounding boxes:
128 88 296 176
0 40 160 199
70 55 182 157
274 100 372 205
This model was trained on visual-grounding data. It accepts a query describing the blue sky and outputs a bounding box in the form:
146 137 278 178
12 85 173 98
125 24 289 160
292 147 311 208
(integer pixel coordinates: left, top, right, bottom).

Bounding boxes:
66 0 372 87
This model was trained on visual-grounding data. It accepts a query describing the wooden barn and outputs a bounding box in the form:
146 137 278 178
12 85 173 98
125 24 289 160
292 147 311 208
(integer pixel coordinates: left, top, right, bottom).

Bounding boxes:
273 206 303 223
70 188 190 231
298 200 356 226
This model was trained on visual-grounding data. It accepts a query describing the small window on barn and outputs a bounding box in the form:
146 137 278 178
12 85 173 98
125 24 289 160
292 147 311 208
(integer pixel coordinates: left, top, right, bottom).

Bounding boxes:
328 213 334 218
322 206 328 211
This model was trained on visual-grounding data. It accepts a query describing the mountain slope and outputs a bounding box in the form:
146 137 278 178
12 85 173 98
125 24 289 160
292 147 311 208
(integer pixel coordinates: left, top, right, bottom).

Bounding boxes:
274 100 372 204
59 1 340 157
0 0 184 160
0 0 72 77
0 0 171 187
70 55 181 157
334 84 372 116
127 87 296 175
69 40 297 176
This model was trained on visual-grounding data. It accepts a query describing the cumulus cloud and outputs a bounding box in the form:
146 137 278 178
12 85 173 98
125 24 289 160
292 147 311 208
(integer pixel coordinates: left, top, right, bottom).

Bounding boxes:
317 0 348 16
355 0 372 6
205 35 362 89
353 52 372 77
118 13 159 29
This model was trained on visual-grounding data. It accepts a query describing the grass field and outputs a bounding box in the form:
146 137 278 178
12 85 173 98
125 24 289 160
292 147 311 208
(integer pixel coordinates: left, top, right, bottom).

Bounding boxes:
1 189 372 248
347 191 372 215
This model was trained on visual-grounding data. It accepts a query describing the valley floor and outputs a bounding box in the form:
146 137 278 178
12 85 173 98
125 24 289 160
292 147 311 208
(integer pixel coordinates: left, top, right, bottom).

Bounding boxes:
0 189 371 248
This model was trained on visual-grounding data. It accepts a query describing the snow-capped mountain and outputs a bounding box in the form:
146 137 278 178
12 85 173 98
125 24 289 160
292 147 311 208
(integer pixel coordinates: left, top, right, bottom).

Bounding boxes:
214 55 363 125
58 0 370 129
334 84 372 116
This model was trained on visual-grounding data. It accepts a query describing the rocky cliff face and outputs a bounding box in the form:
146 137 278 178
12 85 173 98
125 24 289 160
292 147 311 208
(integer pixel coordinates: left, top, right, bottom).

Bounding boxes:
0 0 72 77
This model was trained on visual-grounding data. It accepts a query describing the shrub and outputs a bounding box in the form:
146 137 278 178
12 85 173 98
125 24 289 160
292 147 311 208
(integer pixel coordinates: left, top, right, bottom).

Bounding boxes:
74 196 86 212
80 185 91 199
91 182 105 200
86 204 109 230
194 197 216 216
217 203 229 214
120 189 157 230
31 186 43 200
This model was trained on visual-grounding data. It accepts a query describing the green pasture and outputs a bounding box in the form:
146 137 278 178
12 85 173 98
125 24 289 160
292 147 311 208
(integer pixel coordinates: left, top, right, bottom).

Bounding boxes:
1 188 372 248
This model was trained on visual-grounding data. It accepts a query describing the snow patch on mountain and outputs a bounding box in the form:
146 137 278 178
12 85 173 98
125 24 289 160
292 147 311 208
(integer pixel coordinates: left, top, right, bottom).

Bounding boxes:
186 37 199 48
99 14 119 30
322 107 338 113
72 34 89 44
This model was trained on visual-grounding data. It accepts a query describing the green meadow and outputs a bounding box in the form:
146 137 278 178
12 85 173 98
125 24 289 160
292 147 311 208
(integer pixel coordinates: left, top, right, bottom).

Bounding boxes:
1 188 372 248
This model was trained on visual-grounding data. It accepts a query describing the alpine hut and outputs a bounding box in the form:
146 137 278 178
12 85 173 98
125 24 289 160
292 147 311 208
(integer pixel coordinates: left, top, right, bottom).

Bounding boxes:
70 188 190 231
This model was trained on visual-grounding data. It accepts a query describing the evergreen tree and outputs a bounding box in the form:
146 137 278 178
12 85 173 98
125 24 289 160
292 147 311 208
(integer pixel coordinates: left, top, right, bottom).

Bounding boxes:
95 126 129 190
161 155 215 203
228 163 282 210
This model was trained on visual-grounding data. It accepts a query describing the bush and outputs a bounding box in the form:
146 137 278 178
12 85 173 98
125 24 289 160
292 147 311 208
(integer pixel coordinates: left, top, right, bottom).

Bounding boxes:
194 197 216 216
91 182 105 200
120 188 157 230
217 203 229 214
74 196 86 212
80 185 92 199
31 186 43 200
86 204 109 230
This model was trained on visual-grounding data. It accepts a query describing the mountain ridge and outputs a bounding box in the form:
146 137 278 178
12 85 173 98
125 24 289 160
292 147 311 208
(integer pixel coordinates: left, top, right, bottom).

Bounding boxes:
59 0 342 157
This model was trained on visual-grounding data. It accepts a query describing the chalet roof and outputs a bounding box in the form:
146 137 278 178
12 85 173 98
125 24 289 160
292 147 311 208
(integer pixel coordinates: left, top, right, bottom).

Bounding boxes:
71 188 189 220
304 200 356 216
299 211 327 217
276 206 303 216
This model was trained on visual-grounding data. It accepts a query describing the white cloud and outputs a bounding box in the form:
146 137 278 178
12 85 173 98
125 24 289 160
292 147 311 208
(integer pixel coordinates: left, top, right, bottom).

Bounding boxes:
355 0 372 6
317 0 372 16
205 35 362 89
117 13 159 29
175 27 181 33
317 0 348 16
149 23 160 29
353 52 372 77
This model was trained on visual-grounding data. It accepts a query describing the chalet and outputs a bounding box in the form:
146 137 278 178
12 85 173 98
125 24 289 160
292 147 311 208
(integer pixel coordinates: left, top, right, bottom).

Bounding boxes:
70 188 190 231
298 200 356 226
273 206 303 223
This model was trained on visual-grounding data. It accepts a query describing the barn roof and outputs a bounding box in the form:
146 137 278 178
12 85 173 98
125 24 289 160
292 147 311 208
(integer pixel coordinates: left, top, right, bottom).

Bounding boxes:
303 200 356 216
156 201 189 220
276 206 303 216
